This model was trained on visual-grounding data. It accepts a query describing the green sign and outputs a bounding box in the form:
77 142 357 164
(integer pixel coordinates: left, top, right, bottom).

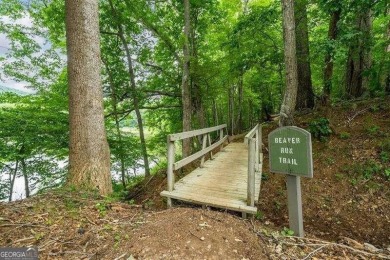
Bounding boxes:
268 126 313 178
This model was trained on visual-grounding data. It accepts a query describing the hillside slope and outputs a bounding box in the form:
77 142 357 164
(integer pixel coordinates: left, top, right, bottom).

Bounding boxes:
128 96 390 250
260 97 390 247
0 85 29 95
1 190 389 259
1 97 390 259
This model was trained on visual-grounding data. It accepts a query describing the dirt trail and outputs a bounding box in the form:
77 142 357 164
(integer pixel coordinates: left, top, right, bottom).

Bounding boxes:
1 191 389 259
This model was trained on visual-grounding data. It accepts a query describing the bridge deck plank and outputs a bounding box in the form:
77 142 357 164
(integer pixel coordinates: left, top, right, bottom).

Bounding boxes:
161 142 261 214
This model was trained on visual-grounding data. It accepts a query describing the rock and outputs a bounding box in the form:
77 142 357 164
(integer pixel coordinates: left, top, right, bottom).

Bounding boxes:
127 255 135 260
364 243 380 253
275 244 282 254
340 237 364 249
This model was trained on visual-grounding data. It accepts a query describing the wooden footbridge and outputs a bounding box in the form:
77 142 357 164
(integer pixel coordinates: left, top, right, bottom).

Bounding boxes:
161 124 263 216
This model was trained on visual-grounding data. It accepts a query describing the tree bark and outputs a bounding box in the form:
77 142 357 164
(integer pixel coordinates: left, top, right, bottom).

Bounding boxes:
190 12 205 129
294 0 314 110
280 0 298 127
212 99 219 126
345 9 373 98
323 8 341 103
236 74 244 133
65 0 112 195
228 86 235 135
109 0 151 177
182 0 192 157
8 160 18 202
385 8 390 93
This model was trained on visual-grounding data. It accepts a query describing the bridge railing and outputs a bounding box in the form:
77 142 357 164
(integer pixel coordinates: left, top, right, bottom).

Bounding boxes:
244 123 263 208
166 124 228 207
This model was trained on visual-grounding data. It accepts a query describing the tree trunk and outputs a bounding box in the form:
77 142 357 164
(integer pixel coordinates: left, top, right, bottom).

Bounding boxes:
280 0 298 127
236 74 244 133
110 3 151 177
294 0 314 110
8 160 19 202
212 99 219 126
323 8 341 103
190 14 205 129
385 8 390 93
65 0 112 195
278 62 284 96
345 9 373 98
182 0 192 157
21 158 29 198
228 86 235 135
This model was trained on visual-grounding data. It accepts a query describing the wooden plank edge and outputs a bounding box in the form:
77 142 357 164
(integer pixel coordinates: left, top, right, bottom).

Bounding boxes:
160 190 257 214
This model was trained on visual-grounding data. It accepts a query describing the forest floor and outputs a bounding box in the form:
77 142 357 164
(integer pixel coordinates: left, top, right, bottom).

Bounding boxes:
1 97 390 259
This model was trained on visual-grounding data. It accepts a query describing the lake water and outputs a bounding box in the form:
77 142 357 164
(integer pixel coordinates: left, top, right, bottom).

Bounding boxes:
1 159 151 202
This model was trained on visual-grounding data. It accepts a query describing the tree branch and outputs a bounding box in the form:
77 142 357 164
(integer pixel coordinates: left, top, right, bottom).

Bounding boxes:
143 89 181 98
100 30 119 36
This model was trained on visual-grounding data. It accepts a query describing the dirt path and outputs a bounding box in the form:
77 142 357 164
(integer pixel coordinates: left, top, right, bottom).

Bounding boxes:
1 190 389 259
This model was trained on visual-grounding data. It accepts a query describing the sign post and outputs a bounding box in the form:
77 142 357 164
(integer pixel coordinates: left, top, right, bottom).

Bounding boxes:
268 126 313 237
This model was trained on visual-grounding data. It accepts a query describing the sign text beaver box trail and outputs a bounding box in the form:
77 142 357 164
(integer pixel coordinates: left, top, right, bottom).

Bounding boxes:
268 126 313 237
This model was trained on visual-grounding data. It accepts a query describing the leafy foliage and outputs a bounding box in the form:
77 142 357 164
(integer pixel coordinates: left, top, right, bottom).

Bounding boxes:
308 118 332 141
0 0 389 198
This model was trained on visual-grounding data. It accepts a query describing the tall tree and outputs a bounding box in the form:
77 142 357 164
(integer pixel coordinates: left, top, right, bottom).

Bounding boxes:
182 0 192 157
322 2 341 103
294 0 314 109
65 0 112 195
280 0 298 126
190 7 206 129
385 8 390 93
345 6 373 98
107 0 151 177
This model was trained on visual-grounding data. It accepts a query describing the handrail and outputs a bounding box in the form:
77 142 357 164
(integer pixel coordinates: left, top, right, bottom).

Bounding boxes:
169 124 227 141
244 123 263 210
174 136 228 170
166 124 228 207
244 124 259 145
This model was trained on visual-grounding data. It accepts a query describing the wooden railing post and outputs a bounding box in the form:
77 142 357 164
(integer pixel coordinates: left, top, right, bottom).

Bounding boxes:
255 124 260 172
167 136 175 208
208 133 214 159
219 128 224 151
200 134 208 167
247 138 256 208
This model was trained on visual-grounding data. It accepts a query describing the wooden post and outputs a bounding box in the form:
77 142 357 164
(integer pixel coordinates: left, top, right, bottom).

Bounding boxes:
208 134 214 159
287 175 304 237
219 128 224 152
258 125 262 161
247 138 256 208
167 137 175 208
258 124 263 191
200 134 208 167
255 125 260 172
256 124 263 172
